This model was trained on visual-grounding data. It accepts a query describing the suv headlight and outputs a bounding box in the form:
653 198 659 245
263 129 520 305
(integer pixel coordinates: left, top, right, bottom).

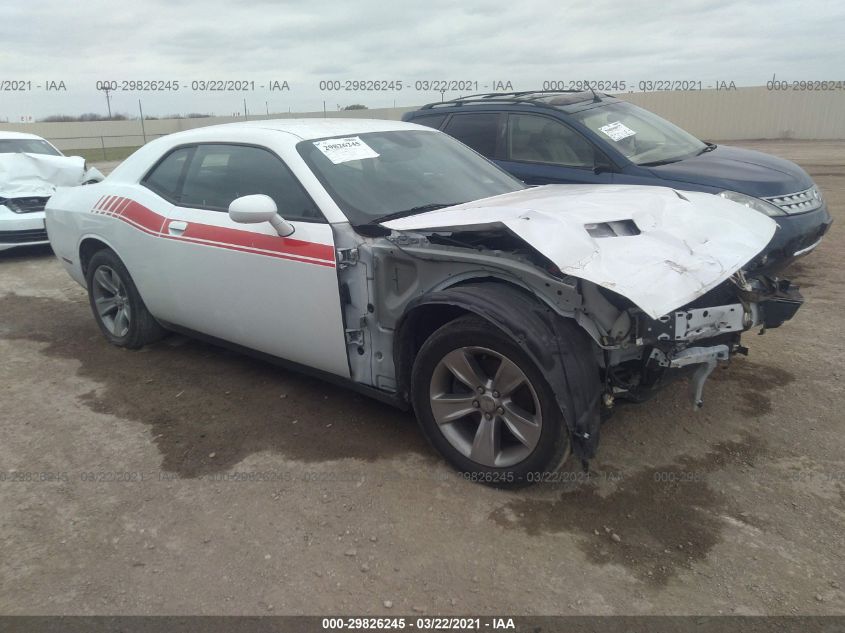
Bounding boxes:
718 190 786 217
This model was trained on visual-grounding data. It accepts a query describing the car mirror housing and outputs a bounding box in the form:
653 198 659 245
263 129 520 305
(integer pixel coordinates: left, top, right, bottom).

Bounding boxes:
593 153 614 175
228 194 294 236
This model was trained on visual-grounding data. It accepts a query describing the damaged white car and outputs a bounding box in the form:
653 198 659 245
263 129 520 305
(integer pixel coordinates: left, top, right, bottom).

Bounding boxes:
0 131 103 251
45 120 803 485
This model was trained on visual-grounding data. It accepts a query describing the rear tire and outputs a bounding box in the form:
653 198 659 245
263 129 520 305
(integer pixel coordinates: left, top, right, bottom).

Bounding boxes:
411 315 579 488
85 249 165 349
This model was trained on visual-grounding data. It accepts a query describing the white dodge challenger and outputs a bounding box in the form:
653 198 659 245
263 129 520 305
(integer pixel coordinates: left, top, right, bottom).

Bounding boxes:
46 119 803 485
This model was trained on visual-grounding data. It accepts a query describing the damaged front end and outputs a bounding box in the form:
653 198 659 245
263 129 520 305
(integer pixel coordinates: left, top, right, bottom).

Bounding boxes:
380 184 804 419
1 152 105 251
589 272 803 410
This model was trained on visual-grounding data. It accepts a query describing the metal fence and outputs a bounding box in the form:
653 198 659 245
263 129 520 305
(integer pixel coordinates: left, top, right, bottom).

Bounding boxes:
47 134 168 158
14 88 845 161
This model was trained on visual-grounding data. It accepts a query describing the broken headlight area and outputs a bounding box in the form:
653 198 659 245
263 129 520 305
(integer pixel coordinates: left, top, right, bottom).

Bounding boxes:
0 196 50 213
595 273 803 410
730 274 803 330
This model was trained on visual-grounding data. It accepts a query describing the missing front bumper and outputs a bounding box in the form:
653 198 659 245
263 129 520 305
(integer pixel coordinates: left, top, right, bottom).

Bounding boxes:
758 282 803 329
668 344 731 410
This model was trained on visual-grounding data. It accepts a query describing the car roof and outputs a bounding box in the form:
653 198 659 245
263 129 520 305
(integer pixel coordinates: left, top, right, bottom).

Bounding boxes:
106 117 438 187
165 118 428 143
0 130 48 141
413 91 622 115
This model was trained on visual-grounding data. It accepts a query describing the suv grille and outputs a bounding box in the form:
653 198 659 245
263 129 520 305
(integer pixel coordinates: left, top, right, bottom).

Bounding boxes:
2 197 50 214
763 186 823 214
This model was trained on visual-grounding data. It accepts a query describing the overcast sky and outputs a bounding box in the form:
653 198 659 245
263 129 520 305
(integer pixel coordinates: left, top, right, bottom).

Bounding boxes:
1 0 843 120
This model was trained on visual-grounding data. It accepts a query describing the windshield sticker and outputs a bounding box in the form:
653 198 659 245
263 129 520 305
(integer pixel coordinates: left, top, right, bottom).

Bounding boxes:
313 136 380 164
599 121 636 142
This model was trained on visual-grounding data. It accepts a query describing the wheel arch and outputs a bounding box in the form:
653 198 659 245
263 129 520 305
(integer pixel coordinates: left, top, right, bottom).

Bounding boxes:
394 280 602 460
77 236 161 324
78 235 119 277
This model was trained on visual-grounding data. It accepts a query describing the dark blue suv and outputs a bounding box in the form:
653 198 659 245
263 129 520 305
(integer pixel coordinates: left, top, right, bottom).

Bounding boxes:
403 91 832 271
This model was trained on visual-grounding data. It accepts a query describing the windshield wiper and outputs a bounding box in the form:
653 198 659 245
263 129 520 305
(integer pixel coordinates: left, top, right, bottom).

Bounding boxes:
640 158 684 167
641 142 717 166
371 203 460 224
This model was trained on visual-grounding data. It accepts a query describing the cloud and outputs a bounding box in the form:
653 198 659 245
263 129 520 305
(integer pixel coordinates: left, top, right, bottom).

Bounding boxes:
0 0 842 119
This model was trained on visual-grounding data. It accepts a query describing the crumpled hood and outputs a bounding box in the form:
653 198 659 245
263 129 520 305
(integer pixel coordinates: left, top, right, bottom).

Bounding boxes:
0 153 104 198
383 185 777 319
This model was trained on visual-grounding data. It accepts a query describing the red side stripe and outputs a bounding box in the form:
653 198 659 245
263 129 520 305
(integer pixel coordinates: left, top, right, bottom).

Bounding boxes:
161 234 337 267
113 198 130 216
93 198 336 267
179 221 335 263
106 196 124 213
120 200 167 234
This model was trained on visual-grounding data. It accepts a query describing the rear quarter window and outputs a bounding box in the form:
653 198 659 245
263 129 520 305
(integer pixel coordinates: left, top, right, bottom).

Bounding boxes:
442 113 502 158
409 114 447 130
142 146 194 200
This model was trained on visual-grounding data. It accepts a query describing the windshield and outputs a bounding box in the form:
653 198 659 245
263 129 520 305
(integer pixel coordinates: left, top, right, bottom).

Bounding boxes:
572 101 707 166
297 130 523 224
0 138 62 156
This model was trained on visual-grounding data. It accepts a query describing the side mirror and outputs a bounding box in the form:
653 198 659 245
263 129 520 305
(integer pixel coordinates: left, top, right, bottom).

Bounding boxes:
228 194 294 237
593 153 614 175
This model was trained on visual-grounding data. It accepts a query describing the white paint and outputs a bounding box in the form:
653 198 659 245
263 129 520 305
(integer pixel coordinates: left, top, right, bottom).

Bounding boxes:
0 151 104 251
383 184 777 319
44 121 357 378
0 153 103 197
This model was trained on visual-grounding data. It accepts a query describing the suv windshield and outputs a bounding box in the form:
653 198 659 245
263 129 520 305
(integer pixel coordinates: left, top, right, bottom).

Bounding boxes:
572 101 707 166
297 130 523 225
0 139 62 156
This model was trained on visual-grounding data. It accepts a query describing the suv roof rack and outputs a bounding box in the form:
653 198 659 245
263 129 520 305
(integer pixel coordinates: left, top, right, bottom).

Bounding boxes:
419 89 607 110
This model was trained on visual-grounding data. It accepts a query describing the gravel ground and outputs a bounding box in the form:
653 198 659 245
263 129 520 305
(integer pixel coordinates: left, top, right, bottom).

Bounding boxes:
0 141 843 615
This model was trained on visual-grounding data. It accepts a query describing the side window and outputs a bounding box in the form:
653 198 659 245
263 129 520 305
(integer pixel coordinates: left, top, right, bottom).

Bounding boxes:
142 146 193 200
508 114 596 168
178 144 324 222
442 113 500 158
410 114 447 130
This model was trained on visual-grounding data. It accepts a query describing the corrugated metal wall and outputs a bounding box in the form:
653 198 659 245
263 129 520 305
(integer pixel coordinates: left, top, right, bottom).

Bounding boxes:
619 86 845 140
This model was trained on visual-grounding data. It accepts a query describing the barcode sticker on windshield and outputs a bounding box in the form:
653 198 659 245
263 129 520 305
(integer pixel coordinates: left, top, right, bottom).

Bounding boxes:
599 121 636 142
313 137 380 164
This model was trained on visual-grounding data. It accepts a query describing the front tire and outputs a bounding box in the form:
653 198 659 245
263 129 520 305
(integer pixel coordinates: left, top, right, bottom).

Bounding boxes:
85 249 165 349
411 315 575 487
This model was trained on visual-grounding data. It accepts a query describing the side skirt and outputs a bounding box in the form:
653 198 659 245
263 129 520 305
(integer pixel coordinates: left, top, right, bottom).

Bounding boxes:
157 321 410 411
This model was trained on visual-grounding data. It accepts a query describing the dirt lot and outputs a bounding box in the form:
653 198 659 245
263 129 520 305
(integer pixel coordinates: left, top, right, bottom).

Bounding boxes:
1 141 843 616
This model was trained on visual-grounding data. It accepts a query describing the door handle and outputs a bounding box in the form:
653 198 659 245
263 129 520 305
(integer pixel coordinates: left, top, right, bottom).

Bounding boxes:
168 220 188 236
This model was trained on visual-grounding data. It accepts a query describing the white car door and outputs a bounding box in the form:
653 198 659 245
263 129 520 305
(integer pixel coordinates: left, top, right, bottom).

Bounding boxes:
147 143 350 378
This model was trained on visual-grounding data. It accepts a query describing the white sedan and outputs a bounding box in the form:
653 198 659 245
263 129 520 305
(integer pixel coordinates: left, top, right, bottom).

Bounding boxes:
46 119 802 485
0 130 103 251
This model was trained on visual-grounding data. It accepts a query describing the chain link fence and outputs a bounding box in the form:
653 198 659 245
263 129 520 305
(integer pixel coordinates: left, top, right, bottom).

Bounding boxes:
46 134 169 161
